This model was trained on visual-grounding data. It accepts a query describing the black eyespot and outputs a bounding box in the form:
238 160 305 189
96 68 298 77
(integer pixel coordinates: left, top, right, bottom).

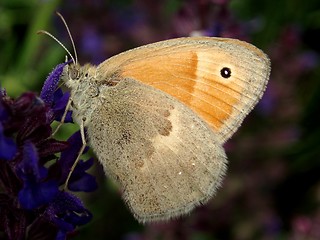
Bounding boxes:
220 67 231 79
85 73 89 78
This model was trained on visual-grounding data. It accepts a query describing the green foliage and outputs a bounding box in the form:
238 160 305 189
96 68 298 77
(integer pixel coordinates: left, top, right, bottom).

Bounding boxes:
0 0 62 97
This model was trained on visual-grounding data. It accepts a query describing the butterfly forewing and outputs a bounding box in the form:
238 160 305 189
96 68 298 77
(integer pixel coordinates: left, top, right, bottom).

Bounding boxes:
98 37 270 143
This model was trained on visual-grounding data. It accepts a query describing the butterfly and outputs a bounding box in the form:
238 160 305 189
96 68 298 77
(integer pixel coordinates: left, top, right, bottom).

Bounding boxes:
41 13 271 223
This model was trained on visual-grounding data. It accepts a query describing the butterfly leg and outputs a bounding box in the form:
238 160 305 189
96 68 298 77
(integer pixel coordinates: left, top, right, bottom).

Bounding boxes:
64 118 87 190
51 96 73 137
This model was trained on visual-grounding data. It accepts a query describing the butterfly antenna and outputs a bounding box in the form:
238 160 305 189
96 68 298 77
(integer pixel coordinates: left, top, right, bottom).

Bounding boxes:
37 30 76 64
56 12 78 65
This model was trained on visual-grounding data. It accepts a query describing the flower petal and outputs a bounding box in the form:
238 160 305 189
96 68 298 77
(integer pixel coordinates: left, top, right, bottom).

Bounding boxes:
45 192 92 233
52 90 73 123
40 62 69 105
17 142 59 209
58 131 88 183
0 123 17 160
17 141 43 180
68 158 97 192
18 180 59 210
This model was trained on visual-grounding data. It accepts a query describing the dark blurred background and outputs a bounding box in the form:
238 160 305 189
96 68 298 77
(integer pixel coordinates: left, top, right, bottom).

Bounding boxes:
1 0 320 239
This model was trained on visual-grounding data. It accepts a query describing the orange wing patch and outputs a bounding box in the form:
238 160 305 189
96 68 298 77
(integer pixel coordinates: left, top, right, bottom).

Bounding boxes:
119 50 241 132
98 37 270 142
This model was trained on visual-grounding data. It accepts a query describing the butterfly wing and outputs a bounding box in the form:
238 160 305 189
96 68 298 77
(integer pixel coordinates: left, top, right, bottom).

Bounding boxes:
85 37 270 222
98 37 271 143
87 78 227 222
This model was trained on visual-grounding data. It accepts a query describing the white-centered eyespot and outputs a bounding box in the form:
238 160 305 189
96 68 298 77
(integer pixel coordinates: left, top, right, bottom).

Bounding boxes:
220 67 232 79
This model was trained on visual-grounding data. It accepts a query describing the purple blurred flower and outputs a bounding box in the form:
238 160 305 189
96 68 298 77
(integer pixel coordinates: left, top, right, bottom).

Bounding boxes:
0 63 97 239
80 26 105 64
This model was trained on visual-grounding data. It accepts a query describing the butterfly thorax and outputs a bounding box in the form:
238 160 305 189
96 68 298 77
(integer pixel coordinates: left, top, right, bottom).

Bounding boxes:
61 63 109 126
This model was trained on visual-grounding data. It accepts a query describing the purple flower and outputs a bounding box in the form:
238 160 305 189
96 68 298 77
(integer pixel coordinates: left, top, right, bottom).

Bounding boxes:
40 62 67 105
45 191 93 239
50 130 97 192
0 122 17 160
17 141 59 209
40 62 73 122
0 63 97 240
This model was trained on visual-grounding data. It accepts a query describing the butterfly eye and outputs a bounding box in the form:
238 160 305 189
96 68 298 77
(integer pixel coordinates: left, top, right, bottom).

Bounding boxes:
69 67 80 80
220 67 231 79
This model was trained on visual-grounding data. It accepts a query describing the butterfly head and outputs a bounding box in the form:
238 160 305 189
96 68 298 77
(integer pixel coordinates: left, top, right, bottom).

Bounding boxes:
62 63 100 103
62 63 81 88
62 63 94 86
